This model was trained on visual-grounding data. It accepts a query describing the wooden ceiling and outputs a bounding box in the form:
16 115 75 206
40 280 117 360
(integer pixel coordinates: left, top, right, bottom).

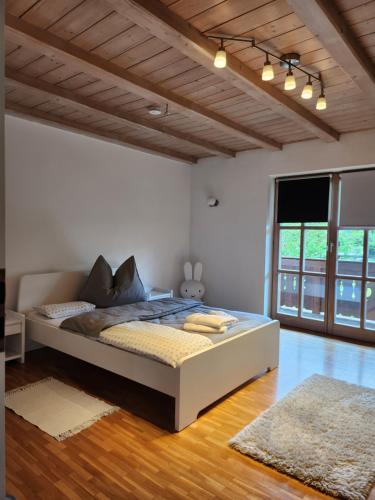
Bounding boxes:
5 0 375 164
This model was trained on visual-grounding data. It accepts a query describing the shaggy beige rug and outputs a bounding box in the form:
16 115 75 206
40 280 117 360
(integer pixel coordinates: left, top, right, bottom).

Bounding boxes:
5 377 119 441
229 374 375 500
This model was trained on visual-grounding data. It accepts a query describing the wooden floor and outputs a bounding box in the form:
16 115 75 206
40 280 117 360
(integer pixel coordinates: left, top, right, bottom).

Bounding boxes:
5 329 375 499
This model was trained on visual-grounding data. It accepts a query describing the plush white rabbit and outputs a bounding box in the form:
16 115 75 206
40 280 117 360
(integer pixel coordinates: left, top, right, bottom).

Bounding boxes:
180 262 205 300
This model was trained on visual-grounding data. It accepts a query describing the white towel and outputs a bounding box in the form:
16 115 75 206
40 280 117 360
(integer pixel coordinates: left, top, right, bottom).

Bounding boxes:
185 312 238 329
183 323 228 334
208 310 238 319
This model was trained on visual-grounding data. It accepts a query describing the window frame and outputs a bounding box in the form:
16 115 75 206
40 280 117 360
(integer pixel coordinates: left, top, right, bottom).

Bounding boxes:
271 173 375 343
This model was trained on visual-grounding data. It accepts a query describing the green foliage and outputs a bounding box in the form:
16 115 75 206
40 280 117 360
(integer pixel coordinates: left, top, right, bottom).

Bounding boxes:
305 230 327 260
280 229 328 259
337 230 364 261
280 229 375 262
280 230 300 259
369 231 375 263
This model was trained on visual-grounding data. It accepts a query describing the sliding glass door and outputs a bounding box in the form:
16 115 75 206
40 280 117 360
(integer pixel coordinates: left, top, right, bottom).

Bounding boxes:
331 228 375 339
272 172 375 343
273 222 329 333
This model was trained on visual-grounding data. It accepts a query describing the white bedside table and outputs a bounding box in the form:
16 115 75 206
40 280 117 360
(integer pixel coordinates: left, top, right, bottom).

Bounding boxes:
146 288 173 301
5 310 25 363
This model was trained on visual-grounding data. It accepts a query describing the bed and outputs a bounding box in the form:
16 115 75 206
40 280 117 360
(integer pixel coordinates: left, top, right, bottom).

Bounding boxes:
17 271 280 431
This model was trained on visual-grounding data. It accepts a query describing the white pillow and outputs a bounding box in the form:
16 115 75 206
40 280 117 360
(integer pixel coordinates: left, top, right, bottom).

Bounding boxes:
34 301 96 319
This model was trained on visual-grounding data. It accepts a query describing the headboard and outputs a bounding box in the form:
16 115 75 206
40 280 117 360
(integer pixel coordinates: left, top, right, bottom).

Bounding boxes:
17 270 152 312
17 271 88 313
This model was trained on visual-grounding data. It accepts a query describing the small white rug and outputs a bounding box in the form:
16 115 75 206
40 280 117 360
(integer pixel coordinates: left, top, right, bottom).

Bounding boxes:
5 377 119 441
229 374 375 500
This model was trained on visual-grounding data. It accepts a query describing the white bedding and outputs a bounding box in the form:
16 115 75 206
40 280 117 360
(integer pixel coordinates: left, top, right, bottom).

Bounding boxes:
99 321 212 368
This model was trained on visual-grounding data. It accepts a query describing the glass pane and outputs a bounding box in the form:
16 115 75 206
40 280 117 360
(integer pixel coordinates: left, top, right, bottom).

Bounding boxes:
304 222 328 227
302 275 325 321
337 229 364 276
367 230 375 277
279 229 301 271
303 230 327 273
365 282 375 330
280 223 301 227
277 273 299 317
335 279 362 328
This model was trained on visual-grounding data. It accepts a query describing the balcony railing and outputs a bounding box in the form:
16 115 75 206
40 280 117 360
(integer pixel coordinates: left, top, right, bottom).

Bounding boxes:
278 258 375 329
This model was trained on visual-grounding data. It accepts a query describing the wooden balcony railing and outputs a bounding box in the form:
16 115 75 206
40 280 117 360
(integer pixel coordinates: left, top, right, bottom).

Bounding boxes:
278 258 375 322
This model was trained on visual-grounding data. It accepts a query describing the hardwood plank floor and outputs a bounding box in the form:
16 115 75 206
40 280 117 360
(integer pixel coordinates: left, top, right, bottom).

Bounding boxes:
5 329 375 499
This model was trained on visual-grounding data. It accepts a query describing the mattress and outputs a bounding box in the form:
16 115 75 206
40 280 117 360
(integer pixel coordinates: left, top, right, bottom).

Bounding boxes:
27 311 65 328
28 307 271 344
26 306 272 366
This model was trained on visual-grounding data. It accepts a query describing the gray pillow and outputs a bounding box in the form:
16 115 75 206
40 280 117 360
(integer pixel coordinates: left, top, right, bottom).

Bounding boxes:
79 255 146 308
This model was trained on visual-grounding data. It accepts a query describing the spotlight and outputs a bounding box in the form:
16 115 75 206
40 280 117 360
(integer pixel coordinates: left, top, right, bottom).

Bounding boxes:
316 92 327 110
214 39 227 68
284 65 296 91
262 53 274 81
301 76 313 99
147 105 163 116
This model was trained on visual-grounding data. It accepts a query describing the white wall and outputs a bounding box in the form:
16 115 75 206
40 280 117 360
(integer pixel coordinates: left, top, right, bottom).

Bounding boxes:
191 129 375 314
5 115 192 309
5 114 375 319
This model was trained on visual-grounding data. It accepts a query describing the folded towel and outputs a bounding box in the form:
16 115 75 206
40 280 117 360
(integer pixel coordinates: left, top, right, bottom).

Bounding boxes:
185 312 238 329
208 310 238 320
183 323 228 334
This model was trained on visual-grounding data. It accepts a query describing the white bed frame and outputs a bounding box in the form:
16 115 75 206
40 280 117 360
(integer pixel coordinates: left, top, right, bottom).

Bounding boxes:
18 271 280 431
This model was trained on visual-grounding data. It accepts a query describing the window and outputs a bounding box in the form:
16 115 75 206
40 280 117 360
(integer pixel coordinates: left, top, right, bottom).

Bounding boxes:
272 171 375 342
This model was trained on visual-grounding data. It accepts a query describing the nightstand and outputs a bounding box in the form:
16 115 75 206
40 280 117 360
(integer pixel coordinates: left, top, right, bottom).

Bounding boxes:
146 288 174 301
5 310 25 363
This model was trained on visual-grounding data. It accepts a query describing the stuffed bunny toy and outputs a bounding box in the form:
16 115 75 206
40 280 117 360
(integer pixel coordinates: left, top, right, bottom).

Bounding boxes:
180 262 205 300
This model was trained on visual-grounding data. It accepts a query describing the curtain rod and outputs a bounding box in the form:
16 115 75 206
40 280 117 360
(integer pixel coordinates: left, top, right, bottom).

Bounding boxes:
276 174 331 182
276 166 375 182
338 166 375 175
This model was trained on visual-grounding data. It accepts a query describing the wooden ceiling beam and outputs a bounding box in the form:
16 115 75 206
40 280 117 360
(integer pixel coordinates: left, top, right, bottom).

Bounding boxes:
6 102 197 165
105 0 339 143
6 69 235 158
5 14 281 151
287 0 375 107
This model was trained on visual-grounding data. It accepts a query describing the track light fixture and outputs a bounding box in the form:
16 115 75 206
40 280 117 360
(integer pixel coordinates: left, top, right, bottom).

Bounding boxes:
214 39 227 68
261 53 274 81
301 76 313 99
208 34 327 111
